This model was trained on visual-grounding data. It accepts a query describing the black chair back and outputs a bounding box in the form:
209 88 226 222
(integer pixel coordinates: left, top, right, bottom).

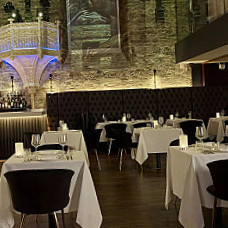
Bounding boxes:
37 144 68 152
88 129 102 150
4 169 74 214
133 122 152 128
169 139 179 146
179 120 203 145
105 123 127 139
207 159 228 201
115 132 132 149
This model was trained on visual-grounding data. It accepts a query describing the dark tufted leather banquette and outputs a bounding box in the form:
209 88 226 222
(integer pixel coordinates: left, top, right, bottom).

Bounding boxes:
157 87 192 120
192 86 228 125
123 89 158 120
46 86 228 135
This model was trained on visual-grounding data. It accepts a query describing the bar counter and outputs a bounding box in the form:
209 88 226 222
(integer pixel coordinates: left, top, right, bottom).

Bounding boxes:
0 110 47 159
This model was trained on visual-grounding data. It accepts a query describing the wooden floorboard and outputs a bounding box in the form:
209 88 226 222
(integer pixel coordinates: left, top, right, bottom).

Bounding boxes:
2 147 226 228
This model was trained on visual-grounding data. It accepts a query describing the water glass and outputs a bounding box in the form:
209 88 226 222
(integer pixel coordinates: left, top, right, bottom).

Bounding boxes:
158 116 164 127
23 148 31 162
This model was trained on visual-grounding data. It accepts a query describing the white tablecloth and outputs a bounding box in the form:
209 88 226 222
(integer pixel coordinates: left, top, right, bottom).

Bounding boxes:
166 118 203 128
40 130 89 165
207 117 228 142
134 127 182 165
95 120 154 142
165 145 228 228
0 152 102 228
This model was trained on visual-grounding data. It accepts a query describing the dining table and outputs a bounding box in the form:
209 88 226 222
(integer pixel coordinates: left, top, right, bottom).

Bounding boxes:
165 144 228 228
207 116 228 142
40 130 89 165
95 119 154 142
132 126 182 166
0 151 102 228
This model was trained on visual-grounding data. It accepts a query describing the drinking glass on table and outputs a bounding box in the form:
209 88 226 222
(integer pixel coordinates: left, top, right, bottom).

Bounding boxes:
31 134 41 152
127 113 131 121
225 125 228 144
221 109 225 117
158 116 164 127
58 133 67 152
195 126 205 144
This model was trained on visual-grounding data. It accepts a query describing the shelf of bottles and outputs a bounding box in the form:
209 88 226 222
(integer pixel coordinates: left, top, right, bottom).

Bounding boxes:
0 91 27 112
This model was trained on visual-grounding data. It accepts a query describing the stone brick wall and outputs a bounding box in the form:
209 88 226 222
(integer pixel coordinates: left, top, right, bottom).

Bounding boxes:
0 0 192 109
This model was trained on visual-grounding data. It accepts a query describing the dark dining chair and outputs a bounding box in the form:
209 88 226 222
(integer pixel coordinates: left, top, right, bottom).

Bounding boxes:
169 139 179 146
36 144 68 152
114 131 132 171
4 169 74 228
132 122 153 128
105 123 127 155
206 159 228 228
87 128 102 170
179 120 204 145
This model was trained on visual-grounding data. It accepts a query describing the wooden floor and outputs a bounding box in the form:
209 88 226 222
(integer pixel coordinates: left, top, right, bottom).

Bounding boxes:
2 147 226 228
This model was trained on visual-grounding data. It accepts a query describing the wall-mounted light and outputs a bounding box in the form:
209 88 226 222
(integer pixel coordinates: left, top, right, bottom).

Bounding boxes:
49 74 53 92
12 12 16 18
153 69 157 89
38 12 43 18
219 62 226 70
11 75 14 93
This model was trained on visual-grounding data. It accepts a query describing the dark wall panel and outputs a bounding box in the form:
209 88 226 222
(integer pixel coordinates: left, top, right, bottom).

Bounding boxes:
192 86 228 124
157 87 192 119
58 91 89 130
122 89 158 120
89 90 123 127
46 93 59 130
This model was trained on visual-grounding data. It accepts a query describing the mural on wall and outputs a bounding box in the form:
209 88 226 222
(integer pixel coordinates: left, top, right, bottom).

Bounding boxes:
67 0 121 69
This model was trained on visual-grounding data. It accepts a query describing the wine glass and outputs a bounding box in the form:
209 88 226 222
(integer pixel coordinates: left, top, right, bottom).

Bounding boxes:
188 111 192 119
127 113 131 121
175 112 179 119
148 113 154 120
31 134 41 152
225 125 228 144
195 126 205 144
58 133 67 152
221 109 225 117
158 116 164 127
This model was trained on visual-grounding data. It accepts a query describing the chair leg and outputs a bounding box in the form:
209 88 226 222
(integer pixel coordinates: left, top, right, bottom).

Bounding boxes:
61 209 66 228
94 149 101 170
53 212 60 228
211 197 217 228
20 213 27 228
108 139 112 155
119 149 123 171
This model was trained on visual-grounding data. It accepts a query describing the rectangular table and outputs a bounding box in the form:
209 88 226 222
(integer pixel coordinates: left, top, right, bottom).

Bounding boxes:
0 151 102 228
133 127 182 165
95 120 154 142
165 145 228 228
207 116 228 142
40 130 89 165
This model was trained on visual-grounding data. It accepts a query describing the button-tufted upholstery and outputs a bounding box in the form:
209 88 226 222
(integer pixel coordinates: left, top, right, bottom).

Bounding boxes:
192 86 228 125
58 92 89 130
157 87 192 120
89 90 123 127
123 89 158 120
46 87 228 135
